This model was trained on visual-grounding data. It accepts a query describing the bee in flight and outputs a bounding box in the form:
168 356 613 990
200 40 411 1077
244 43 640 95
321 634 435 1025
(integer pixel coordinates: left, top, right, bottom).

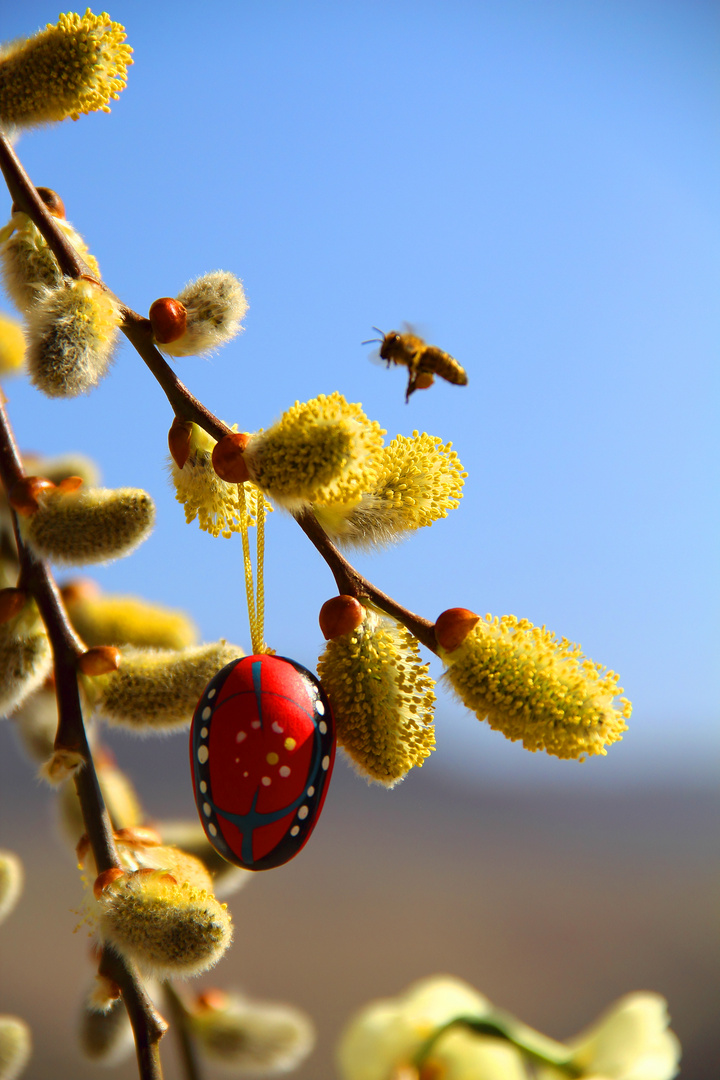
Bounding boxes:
362 327 468 403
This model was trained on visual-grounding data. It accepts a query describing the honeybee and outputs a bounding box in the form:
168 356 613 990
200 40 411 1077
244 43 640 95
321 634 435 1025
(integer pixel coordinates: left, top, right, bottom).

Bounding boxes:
363 327 468 402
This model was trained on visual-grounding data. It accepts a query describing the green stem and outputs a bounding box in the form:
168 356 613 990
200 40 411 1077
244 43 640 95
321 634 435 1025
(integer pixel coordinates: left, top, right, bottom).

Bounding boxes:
414 1013 580 1076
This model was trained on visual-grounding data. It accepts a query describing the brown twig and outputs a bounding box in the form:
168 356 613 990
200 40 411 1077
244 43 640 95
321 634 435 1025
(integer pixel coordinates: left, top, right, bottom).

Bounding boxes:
0 395 168 1079
100 948 168 1080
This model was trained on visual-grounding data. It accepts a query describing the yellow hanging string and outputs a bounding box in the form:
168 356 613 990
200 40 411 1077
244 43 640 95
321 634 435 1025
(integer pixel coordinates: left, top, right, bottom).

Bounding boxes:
237 484 267 655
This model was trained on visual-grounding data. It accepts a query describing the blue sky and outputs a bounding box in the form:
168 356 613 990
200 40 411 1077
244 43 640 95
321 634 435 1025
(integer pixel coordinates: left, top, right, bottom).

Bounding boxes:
2 1 718 785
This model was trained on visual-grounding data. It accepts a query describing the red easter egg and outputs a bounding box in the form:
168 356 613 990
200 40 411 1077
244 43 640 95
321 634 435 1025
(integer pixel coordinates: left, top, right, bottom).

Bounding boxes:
190 655 336 870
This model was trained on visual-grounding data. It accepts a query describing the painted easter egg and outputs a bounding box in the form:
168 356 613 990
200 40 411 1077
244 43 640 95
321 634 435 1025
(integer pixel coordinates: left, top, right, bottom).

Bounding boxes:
190 654 336 871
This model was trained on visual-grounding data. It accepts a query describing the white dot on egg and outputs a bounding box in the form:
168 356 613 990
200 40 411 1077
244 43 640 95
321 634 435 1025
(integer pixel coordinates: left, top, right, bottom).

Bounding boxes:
261 776 271 786
203 803 211 816
197 745 209 764
272 722 284 733
319 721 327 734
307 786 315 797
290 825 300 836
279 766 291 778
202 707 212 721
243 771 249 778
316 701 325 715
200 727 208 739
251 720 261 729
209 823 217 836
200 781 207 793
236 731 247 743
208 688 216 698
321 755 330 770
298 806 309 820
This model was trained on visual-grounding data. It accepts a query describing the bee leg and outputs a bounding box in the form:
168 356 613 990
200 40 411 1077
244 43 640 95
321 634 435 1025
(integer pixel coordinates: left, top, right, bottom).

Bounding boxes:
405 371 418 403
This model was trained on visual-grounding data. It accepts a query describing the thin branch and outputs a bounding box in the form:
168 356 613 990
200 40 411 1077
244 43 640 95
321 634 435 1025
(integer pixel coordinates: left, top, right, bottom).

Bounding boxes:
0 396 168 1080
100 947 167 1080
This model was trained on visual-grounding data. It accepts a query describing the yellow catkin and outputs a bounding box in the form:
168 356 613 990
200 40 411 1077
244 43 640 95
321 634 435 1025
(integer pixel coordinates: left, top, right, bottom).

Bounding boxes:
59 757 143 844
314 430 466 548
25 278 122 397
159 271 248 357
96 641 242 732
79 994 133 1065
441 615 632 760
189 994 315 1071
244 393 385 510
170 423 268 539
0 313 25 376
66 592 197 651
0 213 101 315
21 486 155 565
0 10 132 130
317 609 436 786
96 870 232 979
0 1015 32 1079
0 608 53 718
0 850 23 925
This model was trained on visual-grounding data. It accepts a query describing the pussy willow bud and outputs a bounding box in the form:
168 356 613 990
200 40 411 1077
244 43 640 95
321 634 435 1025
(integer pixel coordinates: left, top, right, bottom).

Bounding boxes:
0 605 52 717
0 589 27 625
19 452 100 492
25 278 122 397
0 208 101 315
64 586 197 651
95 868 232 978
149 297 187 344
168 417 193 470
0 851 23 925
20 486 155 565
188 991 315 1072
440 614 632 760
12 188 66 219
434 608 481 652
0 1015 31 1080
158 271 248 357
212 432 250 483
12 688 58 763
313 431 466 550
96 641 242 732
78 646 121 676
0 11 132 131
7 476 56 516
244 393 384 510
319 595 366 640
79 993 133 1065
0 313 25 377
40 747 85 785
317 608 436 786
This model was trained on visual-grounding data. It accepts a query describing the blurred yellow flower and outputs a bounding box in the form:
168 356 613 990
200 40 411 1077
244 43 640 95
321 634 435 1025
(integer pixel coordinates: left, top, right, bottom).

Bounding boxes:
537 993 680 1080
337 976 526 1080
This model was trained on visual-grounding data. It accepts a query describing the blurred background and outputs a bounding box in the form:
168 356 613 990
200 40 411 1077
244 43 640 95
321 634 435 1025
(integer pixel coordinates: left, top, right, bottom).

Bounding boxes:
0 1 717 1077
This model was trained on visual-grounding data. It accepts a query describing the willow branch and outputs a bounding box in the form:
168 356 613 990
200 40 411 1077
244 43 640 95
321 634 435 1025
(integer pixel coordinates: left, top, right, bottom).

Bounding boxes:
0 396 168 1080
100 948 168 1080
0 130 441 656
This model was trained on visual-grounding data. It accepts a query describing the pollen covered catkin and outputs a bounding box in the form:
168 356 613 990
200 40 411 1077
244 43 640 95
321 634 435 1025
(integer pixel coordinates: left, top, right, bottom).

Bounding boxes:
25 278 122 397
95 869 232 979
96 641 242 732
440 614 631 760
21 486 155 565
0 10 132 131
244 393 384 510
317 608 436 786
